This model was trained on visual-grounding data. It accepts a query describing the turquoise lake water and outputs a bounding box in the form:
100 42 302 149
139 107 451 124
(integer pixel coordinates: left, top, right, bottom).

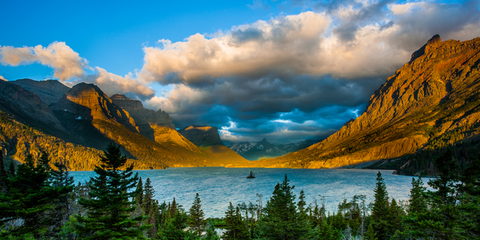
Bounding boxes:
70 168 423 218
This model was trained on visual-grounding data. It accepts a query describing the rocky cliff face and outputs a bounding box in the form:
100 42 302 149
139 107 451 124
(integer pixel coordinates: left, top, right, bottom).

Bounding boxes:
177 125 250 166
10 79 70 105
0 81 250 169
52 83 139 132
256 35 480 168
178 125 224 147
111 94 175 129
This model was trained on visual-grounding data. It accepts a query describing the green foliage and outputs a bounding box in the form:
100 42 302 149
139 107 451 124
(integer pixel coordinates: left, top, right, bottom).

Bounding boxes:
74 143 148 239
0 151 73 238
204 219 221 240
136 176 144 205
0 112 102 171
408 177 428 214
223 202 249 240
371 172 390 240
258 174 309 239
188 193 206 236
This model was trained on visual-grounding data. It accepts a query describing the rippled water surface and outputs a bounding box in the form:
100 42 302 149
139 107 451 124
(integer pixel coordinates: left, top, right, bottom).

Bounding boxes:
70 168 419 218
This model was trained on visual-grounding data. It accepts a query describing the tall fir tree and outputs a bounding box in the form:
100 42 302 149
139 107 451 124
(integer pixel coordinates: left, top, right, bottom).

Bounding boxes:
188 192 206 236
223 202 249 240
258 174 308 239
143 177 158 238
135 176 144 205
74 144 148 239
0 153 63 238
371 171 390 240
408 177 427 214
0 148 7 193
41 152 74 237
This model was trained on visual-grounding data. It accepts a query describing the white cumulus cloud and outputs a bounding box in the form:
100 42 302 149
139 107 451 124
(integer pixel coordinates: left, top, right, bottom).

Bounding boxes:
0 42 89 81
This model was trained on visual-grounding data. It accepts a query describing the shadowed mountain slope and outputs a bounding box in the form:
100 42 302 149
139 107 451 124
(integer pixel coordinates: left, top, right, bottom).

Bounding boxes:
255 35 480 168
10 79 70 105
178 125 251 166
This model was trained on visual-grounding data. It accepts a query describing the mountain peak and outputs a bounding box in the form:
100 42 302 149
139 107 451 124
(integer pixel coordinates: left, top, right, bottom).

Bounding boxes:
410 34 442 63
427 34 441 45
178 125 223 147
256 36 480 169
111 94 130 100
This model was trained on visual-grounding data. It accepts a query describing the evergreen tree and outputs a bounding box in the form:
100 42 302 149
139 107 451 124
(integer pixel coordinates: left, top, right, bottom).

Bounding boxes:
143 177 158 238
371 171 390 240
387 198 403 236
408 177 427 214
364 223 378 240
205 220 221 240
43 153 75 237
158 209 192 240
0 148 7 193
258 174 308 239
136 176 144 205
188 192 206 236
223 202 249 239
0 153 61 238
74 144 148 239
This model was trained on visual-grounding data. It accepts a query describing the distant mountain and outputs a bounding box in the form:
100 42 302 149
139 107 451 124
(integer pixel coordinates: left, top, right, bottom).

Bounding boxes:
111 94 175 129
0 81 250 170
229 138 321 160
10 79 70 105
178 125 250 166
0 80 65 133
178 125 224 147
256 35 480 169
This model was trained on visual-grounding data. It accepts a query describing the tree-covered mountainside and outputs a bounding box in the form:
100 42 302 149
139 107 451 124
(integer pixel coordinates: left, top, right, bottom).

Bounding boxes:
0 112 102 170
256 35 480 170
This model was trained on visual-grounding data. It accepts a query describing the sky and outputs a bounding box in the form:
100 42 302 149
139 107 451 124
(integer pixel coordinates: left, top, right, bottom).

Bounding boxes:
1 0 480 144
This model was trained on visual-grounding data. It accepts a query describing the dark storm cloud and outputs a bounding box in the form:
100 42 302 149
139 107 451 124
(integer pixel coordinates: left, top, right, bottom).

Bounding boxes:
143 0 480 143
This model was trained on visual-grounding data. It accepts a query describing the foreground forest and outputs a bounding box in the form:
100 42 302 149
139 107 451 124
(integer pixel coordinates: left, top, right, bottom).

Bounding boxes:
0 144 479 239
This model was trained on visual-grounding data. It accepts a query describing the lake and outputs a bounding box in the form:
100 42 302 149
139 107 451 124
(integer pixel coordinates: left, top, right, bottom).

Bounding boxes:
70 167 424 218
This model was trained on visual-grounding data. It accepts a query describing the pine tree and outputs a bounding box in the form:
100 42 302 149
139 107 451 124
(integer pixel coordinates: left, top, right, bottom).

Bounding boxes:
74 144 148 239
408 177 427 214
0 148 7 193
371 171 390 240
143 177 158 238
364 223 378 240
387 198 403 236
188 192 206 236
158 208 192 240
0 153 59 238
205 220 221 240
258 174 308 239
43 153 75 237
136 176 144 205
223 202 249 240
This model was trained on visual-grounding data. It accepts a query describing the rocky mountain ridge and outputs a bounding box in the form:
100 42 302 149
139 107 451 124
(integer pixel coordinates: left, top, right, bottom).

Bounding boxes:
229 138 321 160
0 80 250 170
256 35 480 168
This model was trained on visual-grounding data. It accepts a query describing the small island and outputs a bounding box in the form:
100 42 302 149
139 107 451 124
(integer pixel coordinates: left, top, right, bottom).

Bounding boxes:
246 171 256 179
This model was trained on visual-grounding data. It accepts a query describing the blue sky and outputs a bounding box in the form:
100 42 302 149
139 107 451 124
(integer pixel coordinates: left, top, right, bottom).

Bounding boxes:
1 0 480 144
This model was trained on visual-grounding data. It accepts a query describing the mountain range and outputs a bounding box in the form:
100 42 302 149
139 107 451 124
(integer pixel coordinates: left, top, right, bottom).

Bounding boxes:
0 79 249 170
1 35 479 173
228 138 321 160
254 35 480 171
